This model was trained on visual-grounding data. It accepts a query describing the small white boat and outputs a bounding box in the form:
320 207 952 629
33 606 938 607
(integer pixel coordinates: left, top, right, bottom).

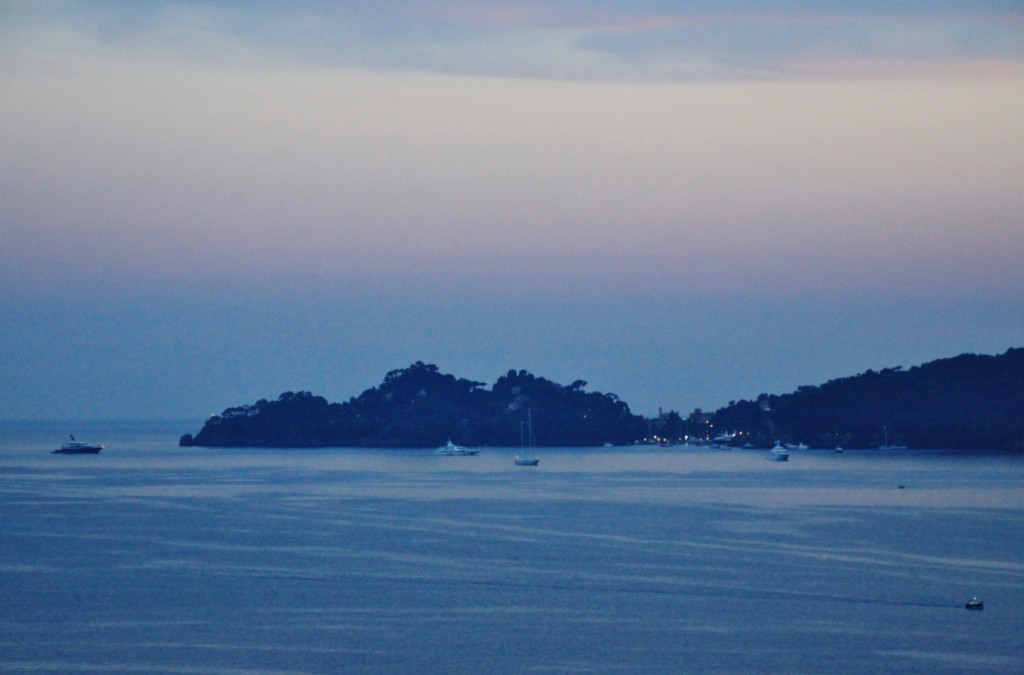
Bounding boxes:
965 597 984 610
514 411 540 467
713 431 736 445
434 439 479 456
53 435 103 454
768 442 790 461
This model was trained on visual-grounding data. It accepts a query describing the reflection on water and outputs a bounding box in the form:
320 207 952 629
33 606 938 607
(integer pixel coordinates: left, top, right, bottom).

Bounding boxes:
1 421 1023 673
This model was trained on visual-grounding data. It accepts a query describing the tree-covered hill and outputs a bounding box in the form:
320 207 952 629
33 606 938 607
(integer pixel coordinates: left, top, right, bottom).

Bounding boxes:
181 361 646 448
709 348 1024 450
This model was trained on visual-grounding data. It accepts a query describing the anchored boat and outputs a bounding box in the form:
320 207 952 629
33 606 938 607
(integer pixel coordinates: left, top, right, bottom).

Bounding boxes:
433 439 479 456
768 442 790 461
53 435 103 454
514 410 540 466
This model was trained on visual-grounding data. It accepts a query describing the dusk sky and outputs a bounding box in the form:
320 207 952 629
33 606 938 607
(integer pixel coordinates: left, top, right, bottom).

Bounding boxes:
2 1 1022 422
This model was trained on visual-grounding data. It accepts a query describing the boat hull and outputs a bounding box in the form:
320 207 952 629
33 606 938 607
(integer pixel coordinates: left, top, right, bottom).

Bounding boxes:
434 440 479 456
514 457 539 466
53 446 102 454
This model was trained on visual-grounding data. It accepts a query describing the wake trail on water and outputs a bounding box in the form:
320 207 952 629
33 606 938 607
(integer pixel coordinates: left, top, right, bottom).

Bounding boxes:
207 569 965 610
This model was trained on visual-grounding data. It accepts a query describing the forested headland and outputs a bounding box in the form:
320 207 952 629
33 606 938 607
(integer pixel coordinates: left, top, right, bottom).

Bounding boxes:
181 349 1024 450
707 348 1024 451
180 362 644 448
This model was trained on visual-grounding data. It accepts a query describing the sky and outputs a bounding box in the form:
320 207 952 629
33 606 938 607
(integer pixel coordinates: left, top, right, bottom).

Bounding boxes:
2 1 1023 422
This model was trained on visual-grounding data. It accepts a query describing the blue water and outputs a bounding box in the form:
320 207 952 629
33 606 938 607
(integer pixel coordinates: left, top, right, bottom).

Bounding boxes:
2 420 1022 673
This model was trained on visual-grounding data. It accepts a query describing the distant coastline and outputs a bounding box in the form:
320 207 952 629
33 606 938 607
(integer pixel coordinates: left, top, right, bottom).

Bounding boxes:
181 350 1024 451
707 348 1024 452
181 363 645 449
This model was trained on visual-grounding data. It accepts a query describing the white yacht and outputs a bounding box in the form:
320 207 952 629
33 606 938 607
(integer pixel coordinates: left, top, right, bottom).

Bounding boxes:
713 431 736 445
768 442 790 461
434 439 479 456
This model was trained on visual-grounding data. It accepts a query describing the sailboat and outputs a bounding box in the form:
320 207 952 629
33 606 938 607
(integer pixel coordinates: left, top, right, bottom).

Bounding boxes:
879 425 908 450
514 411 540 466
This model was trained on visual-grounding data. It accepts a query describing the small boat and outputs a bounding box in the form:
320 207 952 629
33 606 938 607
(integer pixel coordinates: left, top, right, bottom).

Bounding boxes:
53 435 103 454
514 411 540 466
713 431 736 445
835 447 844 453
879 426 908 450
434 439 479 456
965 597 984 610
768 442 790 461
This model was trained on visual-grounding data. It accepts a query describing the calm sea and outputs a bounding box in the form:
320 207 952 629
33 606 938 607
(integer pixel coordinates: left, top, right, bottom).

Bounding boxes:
1 420 1022 674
